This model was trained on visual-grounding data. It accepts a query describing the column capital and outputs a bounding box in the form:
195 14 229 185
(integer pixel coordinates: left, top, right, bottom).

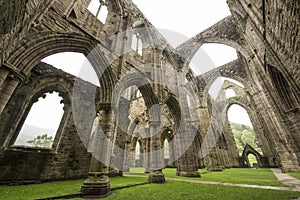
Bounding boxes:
1 62 26 82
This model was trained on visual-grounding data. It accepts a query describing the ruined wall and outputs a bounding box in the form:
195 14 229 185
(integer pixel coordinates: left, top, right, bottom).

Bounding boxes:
0 63 94 182
228 0 300 171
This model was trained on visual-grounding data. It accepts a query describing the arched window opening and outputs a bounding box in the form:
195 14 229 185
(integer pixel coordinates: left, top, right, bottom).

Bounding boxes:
42 52 100 86
226 88 236 98
247 153 258 167
136 90 142 98
190 44 238 76
135 140 141 160
134 140 142 167
228 104 261 156
14 92 64 149
131 33 143 55
209 77 244 100
268 65 299 111
164 139 169 159
208 77 223 100
87 0 108 24
121 85 137 100
127 88 147 122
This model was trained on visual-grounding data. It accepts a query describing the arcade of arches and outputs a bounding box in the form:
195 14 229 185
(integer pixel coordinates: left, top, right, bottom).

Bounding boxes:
0 0 299 197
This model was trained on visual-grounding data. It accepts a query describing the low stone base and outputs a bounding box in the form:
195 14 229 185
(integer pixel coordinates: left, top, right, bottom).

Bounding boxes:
81 172 111 198
122 167 130 172
109 169 123 177
280 158 300 172
176 170 201 177
148 171 165 183
281 165 300 172
206 166 223 172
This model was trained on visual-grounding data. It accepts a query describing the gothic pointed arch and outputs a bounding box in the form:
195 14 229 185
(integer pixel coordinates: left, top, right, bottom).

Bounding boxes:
176 16 249 72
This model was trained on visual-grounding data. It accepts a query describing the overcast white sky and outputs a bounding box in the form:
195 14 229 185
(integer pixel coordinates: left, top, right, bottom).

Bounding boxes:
20 0 253 141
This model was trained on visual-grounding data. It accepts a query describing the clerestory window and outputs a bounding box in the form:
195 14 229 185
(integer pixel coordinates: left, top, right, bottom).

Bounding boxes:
131 33 143 55
87 0 108 24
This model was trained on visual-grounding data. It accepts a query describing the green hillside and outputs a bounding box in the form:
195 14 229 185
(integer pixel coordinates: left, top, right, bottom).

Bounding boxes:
14 124 55 147
230 122 261 155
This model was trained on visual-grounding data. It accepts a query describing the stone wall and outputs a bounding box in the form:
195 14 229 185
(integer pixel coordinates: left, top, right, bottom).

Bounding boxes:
0 63 94 183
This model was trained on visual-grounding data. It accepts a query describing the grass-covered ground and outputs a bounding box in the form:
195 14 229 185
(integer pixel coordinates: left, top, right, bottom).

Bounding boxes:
0 168 299 200
126 168 287 187
287 172 300 180
0 176 147 200
107 181 300 200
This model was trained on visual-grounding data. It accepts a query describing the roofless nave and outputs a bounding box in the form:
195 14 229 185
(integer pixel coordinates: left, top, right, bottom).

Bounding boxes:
0 0 299 197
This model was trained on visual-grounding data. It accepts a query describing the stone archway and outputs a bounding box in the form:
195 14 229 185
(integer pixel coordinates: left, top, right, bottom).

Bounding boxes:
0 62 93 182
176 16 250 73
241 144 269 168
160 127 175 168
0 63 74 150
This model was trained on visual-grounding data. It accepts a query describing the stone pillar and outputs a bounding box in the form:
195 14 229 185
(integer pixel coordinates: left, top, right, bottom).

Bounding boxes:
202 124 223 172
81 107 115 197
223 118 240 167
169 139 176 167
122 142 131 172
205 148 223 172
0 76 20 114
0 68 9 91
217 146 226 170
81 157 111 197
174 71 200 177
139 139 145 167
130 145 136 167
144 128 150 173
148 121 165 183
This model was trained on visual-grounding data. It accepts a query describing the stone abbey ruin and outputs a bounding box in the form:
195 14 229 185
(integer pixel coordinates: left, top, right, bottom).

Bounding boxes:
0 0 299 197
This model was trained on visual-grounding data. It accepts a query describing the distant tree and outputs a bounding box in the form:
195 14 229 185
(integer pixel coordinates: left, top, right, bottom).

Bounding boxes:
27 134 53 148
233 131 243 144
241 130 256 148
231 122 261 154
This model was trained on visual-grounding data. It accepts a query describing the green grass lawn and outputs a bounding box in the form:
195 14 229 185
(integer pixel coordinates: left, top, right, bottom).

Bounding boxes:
287 172 300 180
126 168 286 187
1 168 298 200
107 181 300 200
0 176 147 200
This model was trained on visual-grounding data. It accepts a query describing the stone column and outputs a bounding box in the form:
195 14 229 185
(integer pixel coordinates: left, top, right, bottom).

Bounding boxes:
139 139 145 168
144 128 150 173
169 139 176 167
122 141 131 172
223 118 240 167
0 76 20 114
148 121 165 183
205 148 223 172
81 107 115 197
0 68 9 91
175 71 200 177
130 144 136 167
81 157 111 197
202 124 224 172
109 128 126 176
